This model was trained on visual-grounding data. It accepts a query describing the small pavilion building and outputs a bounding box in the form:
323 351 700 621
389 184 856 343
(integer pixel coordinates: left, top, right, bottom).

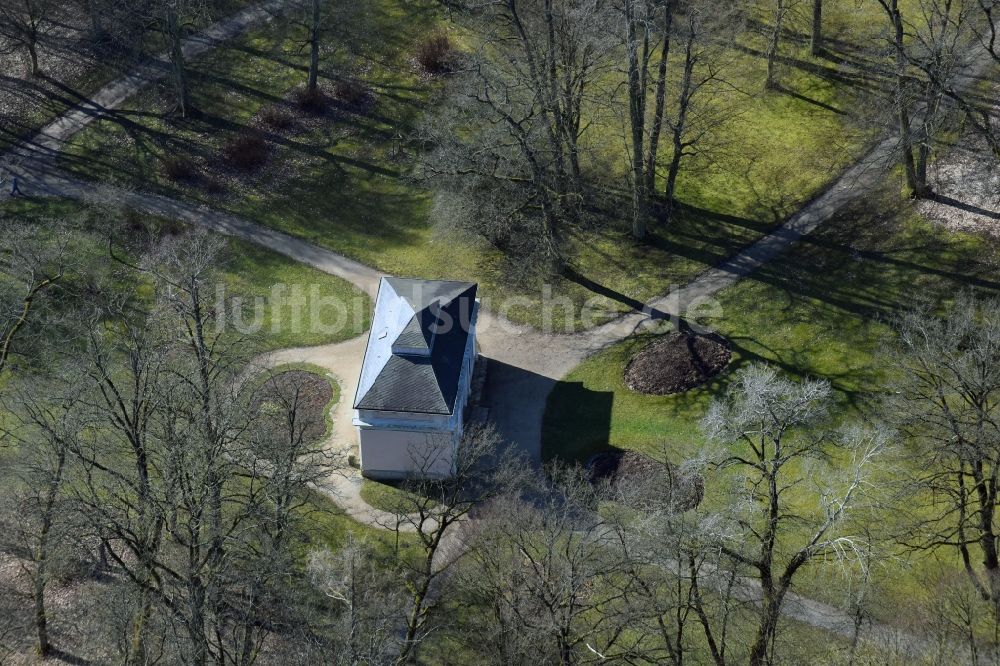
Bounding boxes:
353 277 479 480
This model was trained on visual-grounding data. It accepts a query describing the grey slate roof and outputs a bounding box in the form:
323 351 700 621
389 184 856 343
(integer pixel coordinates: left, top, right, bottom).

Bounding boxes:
354 278 478 415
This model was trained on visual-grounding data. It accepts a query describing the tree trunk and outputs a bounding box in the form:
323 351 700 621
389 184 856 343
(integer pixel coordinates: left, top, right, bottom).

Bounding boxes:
764 1 785 90
308 0 321 93
128 586 155 666
898 106 919 196
127 447 160 666
885 0 919 196
625 0 647 240
810 0 823 56
32 444 67 658
541 0 575 225
748 449 785 666
396 536 440 664
972 462 1000 605
33 524 53 656
188 580 209 666
27 39 40 77
912 83 943 199
126 520 163 666
33 570 49 657
87 0 106 41
915 141 930 196
663 27 695 225
664 144 683 225
644 0 674 198
748 587 781 666
167 9 191 117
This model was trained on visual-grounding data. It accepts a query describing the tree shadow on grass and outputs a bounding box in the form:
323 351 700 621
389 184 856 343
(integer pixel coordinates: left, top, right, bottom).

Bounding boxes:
544 192 1000 460
191 69 290 109
930 194 1000 221
770 83 847 115
731 42 879 91
562 266 674 320
48 648 94 666
668 201 774 235
241 165 431 255
566 201 773 288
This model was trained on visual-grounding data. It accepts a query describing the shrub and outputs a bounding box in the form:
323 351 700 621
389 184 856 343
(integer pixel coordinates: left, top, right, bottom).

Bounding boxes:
333 78 374 111
162 156 197 182
222 132 269 170
294 85 328 113
204 176 226 194
258 104 294 130
416 31 453 74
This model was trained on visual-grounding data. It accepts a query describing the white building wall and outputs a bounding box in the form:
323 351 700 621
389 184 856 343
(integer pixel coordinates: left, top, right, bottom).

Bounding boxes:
358 428 456 480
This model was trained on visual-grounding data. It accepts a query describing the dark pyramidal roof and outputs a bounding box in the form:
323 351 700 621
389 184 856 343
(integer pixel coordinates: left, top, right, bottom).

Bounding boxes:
354 278 478 415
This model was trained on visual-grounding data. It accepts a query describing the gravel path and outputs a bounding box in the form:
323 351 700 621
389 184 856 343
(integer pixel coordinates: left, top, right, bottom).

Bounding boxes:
1 16 995 656
1 0 289 169
6 125 894 473
4 130 959 665
5 3 990 468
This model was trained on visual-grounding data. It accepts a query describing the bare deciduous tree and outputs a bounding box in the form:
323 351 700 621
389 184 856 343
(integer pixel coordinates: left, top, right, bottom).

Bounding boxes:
221 368 340 666
307 535 407 663
872 0 983 197
0 222 71 378
661 0 740 225
47 230 333 665
456 465 641 665
0 0 58 76
610 456 738 666
120 0 207 117
763 0 801 90
2 380 84 658
886 293 1000 621
621 0 676 239
423 0 614 268
702 364 887 666
377 422 526 664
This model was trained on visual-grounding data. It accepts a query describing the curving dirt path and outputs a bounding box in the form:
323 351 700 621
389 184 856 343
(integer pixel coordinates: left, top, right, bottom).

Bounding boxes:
8 137 972 661
1 17 995 657
6 1 992 473
11 129 896 466
1 0 290 169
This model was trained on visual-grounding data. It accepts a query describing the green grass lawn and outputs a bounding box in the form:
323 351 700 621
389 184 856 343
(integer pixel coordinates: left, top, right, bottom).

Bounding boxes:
360 479 417 513
0 0 264 155
542 177 1000 625
56 0 884 331
359 478 440 514
543 177 998 462
222 240 371 350
0 198 371 352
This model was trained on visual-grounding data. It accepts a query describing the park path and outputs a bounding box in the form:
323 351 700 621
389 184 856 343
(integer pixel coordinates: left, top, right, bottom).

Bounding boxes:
18 145 890 521
2 14 995 659
2 0 290 168
7 0 992 466
18 131 897 458
10 135 961 663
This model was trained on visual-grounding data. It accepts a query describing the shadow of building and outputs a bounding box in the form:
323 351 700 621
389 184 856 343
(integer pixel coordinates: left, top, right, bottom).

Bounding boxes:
481 357 613 464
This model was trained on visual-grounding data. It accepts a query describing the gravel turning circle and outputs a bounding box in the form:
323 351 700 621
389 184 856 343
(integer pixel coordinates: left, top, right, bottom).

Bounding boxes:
624 332 731 395
588 450 704 511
